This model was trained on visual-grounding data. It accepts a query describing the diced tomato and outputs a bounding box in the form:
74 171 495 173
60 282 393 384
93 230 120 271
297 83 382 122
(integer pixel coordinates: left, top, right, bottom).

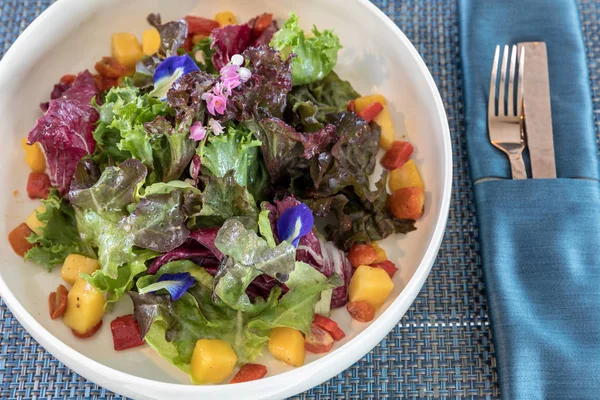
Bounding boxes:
184 16 220 36
373 260 398 278
305 324 334 354
347 301 375 323
48 284 68 320
380 141 414 170
27 172 51 199
110 314 145 351
347 100 356 112
95 57 126 78
8 223 34 257
59 74 76 85
252 13 273 36
357 101 383 123
313 314 345 341
72 320 103 339
230 363 268 384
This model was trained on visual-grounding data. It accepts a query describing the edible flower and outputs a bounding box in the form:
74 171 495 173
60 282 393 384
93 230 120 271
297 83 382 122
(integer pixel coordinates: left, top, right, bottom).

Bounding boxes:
150 54 199 101
190 121 207 141
201 82 227 115
201 54 252 116
138 272 196 301
277 203 315 247
208 118 224 135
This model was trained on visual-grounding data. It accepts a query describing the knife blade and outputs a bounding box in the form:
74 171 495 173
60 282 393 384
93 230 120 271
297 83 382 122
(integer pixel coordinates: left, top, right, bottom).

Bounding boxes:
518 42 557 179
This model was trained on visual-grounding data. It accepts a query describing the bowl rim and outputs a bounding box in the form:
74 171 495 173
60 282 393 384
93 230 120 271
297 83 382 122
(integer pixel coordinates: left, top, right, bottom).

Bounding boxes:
0 0 452 398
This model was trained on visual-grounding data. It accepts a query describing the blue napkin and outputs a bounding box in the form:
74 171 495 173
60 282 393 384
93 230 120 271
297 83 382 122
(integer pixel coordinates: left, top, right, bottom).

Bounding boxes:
458 0 600 398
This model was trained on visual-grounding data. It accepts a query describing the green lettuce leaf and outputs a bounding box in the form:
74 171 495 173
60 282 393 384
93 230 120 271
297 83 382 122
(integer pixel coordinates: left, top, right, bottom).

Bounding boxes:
198 124 261 187
24 190 95 270
193 171 258 229
93 86 168 171
270 12 342 86
287 71 360 132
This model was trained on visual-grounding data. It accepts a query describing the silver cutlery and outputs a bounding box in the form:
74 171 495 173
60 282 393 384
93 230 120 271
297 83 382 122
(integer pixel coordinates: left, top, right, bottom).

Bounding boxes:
518 42 557 179
488 44 526 179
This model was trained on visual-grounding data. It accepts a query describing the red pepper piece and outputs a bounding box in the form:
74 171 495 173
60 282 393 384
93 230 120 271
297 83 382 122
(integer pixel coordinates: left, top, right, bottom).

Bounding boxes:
372 260 398 278
305 324 334 354
380 140 414 170
230 363 268 384
184 16 220 36
313 314 345 341
110 314 145 351
357 101 383 123
26 172 51 199
8 223 34 257
252 13 273 36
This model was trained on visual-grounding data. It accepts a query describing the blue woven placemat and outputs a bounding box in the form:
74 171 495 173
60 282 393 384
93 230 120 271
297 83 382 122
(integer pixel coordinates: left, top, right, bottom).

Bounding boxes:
2 0 600 398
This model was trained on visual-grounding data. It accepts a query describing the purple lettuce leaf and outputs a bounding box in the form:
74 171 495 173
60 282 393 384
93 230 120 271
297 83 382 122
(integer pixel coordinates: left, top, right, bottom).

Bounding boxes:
28 70 99 194
211 24 253 70
264 196 352 308
147 227 224 274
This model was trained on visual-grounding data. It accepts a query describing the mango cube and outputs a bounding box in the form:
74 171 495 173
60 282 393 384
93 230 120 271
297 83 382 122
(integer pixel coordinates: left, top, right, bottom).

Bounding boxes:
25 205 46 236
268 327 305 367
21 138 46 173
371 242 387 263
389 160 424 192
374 106 395 150
111 33 143 68
215 11 237 26
349 265 394 308
61 254 100 286
142 28 161 56
354 94 387 111
191 339 237 384
63 278 105 335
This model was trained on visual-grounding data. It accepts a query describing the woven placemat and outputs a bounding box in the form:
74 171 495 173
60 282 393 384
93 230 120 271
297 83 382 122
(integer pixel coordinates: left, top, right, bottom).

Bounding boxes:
2 0 600 398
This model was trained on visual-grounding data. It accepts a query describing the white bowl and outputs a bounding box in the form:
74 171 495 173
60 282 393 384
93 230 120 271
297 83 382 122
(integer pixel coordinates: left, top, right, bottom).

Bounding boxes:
0 0 451 398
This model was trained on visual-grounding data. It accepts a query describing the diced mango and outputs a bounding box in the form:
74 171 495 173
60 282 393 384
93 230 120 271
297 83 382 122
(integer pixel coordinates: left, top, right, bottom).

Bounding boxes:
61 254 100 286
354 94 387 111
388 187 425 220
215 11 237 26
191 339 237 384
111 33 143 69
142 28 161 56
63 278 105 335
389 160 424 192
349 265 394 309
21 138 46 173
374 106 394 150
268 327 305 367
25 205 46 236
371 242 387 264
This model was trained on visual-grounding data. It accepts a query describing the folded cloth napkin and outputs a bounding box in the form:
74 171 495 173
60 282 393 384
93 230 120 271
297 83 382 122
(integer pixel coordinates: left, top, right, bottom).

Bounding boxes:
458 0 600 398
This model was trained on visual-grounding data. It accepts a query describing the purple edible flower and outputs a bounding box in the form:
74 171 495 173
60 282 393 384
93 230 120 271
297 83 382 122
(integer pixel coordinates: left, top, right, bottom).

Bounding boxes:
276 203 315 247
190 121 207 141
138 272 195 301
151 54 200 101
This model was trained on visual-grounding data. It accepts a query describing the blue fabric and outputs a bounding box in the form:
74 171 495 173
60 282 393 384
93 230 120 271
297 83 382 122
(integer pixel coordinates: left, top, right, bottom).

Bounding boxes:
458 0 600 181
474 180 600 399
459 0 600 398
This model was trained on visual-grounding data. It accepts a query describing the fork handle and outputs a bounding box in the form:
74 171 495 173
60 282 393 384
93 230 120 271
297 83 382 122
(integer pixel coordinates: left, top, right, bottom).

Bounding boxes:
509 152 527 179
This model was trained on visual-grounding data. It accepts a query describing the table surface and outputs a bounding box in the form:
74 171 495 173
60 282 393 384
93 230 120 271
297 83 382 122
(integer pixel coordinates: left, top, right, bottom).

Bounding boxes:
2 0 600 399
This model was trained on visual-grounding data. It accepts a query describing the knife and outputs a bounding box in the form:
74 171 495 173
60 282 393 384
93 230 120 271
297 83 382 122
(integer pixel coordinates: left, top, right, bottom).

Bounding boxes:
518 42 557 179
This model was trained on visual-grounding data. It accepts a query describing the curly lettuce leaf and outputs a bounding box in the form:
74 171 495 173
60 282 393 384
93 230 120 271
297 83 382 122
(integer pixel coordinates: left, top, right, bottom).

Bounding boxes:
24 190 95 270
93 86 167 168
198 123 261 187
270 12 342 86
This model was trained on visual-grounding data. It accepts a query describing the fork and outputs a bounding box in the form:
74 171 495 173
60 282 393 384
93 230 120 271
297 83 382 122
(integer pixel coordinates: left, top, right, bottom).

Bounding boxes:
488 45 526 179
